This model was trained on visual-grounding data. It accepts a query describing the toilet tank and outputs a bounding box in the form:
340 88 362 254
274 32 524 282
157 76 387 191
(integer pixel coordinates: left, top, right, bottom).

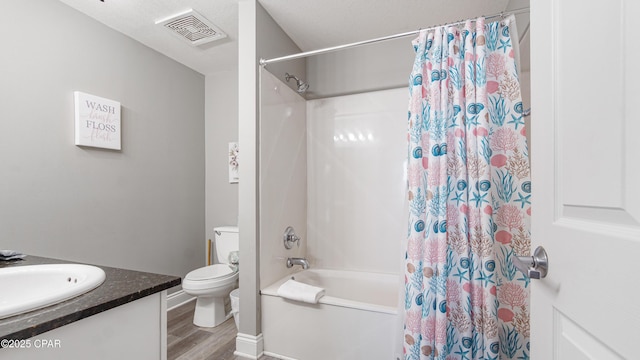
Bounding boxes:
214 226 239 265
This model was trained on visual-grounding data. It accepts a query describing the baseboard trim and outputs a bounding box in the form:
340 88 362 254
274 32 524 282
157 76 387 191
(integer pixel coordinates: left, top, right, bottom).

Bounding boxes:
166 289 195 311
263 351 297 360
234 332 264 359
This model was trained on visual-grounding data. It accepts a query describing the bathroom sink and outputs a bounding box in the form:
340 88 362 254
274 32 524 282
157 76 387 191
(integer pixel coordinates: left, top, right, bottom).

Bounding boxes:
0 264 106 319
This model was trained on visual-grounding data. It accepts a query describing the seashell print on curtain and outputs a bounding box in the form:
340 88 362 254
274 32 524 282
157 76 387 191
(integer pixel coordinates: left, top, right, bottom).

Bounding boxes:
404 15 531 360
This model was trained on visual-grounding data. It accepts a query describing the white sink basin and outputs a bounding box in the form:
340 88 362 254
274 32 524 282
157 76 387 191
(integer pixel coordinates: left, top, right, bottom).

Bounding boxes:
0 264 106 319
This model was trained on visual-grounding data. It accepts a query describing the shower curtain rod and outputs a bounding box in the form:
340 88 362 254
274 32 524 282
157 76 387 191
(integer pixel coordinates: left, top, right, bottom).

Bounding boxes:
260 7 530 66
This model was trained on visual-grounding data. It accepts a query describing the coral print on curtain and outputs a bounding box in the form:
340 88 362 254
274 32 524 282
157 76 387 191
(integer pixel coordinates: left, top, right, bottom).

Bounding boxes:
404 15 531 360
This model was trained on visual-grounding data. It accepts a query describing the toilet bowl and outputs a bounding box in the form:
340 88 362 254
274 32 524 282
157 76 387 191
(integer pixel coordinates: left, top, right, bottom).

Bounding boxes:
182 264 238 327
182 226 239 328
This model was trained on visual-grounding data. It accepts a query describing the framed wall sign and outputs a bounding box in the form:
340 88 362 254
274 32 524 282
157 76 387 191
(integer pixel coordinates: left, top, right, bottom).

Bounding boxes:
74 91 121 150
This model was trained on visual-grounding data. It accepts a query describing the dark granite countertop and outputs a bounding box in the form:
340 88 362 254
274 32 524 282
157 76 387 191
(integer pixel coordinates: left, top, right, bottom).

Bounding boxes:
0 255 181 341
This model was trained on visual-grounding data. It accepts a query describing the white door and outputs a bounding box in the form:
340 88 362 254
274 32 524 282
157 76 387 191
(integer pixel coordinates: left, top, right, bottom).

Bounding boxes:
530 0 640 359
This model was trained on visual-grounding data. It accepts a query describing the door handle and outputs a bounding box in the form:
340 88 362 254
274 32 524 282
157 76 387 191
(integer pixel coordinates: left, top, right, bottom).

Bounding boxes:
514 246 549 279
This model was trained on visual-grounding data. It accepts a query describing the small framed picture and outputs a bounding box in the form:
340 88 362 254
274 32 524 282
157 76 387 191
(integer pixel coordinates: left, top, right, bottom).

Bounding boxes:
74 91 121 150
229 142 239 183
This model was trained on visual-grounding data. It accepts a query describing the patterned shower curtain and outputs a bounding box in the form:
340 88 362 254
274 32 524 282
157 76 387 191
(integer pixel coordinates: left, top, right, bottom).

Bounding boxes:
404 15 531 360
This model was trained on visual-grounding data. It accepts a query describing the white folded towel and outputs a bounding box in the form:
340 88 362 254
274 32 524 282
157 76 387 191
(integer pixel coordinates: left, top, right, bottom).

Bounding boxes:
277 279 325 304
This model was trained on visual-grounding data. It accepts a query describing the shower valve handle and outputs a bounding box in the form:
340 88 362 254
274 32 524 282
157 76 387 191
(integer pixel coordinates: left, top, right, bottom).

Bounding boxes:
514 246 549 279
283 226 300 249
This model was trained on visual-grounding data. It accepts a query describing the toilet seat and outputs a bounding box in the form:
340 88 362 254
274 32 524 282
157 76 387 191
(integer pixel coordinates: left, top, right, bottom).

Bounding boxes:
183 264 238 292
186 264 236 281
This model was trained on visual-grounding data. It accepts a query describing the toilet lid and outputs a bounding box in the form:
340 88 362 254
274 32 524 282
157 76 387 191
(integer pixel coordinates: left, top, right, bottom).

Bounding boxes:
186 264 236 281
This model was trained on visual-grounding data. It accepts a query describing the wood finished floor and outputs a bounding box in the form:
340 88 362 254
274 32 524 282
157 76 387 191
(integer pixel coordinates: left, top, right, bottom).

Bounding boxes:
167 300 278 360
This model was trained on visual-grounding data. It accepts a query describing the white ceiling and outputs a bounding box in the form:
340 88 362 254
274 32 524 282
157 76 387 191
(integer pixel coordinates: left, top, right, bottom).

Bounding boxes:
59 0 529 75
59 0 240 75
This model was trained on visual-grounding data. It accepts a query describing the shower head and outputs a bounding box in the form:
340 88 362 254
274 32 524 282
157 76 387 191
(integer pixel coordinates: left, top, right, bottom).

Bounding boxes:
285 73 309 94
297 81 310 93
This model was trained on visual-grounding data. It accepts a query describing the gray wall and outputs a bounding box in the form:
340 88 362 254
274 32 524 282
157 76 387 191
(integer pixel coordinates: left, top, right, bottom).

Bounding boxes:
0 0 205 278
257 9 307 97
205 69 239 263
306 37 412 99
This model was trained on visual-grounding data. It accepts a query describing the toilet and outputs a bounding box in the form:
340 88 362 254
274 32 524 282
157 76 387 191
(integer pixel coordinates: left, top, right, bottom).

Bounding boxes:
182 226 239 327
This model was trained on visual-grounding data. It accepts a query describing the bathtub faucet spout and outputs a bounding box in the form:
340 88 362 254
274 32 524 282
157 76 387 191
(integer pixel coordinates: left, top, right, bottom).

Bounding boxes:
286 257 309 270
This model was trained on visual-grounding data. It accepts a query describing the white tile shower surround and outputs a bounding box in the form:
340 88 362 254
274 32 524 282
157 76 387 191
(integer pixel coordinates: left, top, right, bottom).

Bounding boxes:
257 85 408 359
259 70 308 288
306 88 408 274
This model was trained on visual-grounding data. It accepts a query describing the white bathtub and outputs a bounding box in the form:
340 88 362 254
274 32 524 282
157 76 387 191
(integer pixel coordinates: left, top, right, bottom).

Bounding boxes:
261 269 401 360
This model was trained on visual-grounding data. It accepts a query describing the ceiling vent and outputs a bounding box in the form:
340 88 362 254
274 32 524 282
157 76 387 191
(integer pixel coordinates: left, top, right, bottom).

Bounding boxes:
156 9 227 46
